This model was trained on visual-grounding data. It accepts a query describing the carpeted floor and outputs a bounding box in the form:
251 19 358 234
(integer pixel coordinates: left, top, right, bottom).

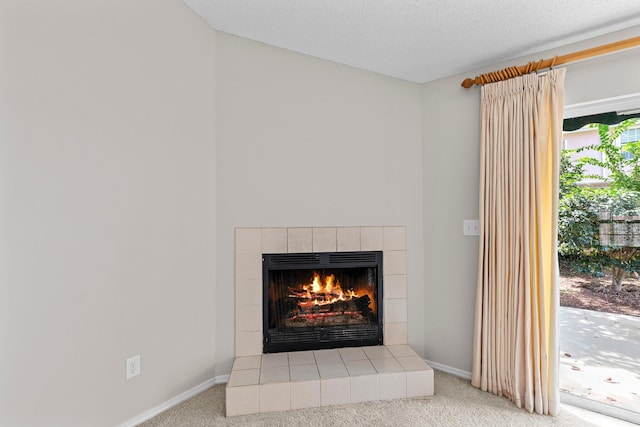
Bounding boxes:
139 370 625 426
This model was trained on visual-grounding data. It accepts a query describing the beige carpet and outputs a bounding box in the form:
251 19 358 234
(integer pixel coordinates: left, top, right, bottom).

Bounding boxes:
140 370 623 426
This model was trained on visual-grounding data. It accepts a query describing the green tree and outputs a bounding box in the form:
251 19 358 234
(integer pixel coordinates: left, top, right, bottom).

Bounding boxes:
558 190 640 291
575 119 640 192
558 119 640 291
559 149 585 199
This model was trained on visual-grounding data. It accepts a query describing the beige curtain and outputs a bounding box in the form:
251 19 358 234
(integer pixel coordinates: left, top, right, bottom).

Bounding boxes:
471 69 565 416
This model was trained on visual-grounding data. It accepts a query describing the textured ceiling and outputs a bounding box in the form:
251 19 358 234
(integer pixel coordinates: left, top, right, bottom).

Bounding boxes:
183 0 640 83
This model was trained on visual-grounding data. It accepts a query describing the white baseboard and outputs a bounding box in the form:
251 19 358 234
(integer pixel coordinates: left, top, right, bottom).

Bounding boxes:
425 359 472 380
116 375 229 427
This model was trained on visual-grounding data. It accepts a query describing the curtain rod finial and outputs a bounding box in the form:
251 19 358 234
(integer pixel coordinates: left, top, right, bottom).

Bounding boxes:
461 78 475 89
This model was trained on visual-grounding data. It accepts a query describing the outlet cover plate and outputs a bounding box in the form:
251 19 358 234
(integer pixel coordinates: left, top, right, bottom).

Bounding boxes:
126 354 141 380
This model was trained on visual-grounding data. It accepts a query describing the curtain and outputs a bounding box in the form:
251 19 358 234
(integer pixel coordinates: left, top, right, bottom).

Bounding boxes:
471 69 566 416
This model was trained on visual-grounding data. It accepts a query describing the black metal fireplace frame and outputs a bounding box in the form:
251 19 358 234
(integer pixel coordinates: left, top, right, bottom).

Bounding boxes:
262 251 383 353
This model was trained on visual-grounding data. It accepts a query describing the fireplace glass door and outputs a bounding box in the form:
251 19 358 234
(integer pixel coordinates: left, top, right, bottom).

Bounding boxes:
263 251 383 353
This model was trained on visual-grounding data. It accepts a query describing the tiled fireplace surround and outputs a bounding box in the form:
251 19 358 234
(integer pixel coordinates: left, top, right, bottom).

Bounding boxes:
227 226 434 416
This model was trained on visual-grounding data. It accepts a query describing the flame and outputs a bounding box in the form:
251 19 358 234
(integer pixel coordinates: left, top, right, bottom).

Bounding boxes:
292 272 371 310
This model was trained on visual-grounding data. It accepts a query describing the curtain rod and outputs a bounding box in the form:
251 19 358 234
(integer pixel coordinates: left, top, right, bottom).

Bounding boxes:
461 35 640 89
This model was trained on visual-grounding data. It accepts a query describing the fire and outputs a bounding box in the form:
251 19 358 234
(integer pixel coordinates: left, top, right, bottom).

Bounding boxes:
291 272 355 309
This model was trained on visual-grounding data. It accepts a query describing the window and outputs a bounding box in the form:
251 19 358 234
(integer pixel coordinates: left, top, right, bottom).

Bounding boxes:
619 127 640 160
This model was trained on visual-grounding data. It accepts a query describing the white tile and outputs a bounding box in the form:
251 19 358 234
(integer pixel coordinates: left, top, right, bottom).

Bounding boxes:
396 356 429 371
236 331 262 357
260 366 290 384
321 377 350 406
338 347 367 362
371 357 404 373
337 227 361 251
291 380 321 409
313 227 337 252
383 226 406 251
226 384 259 416
383 275 407 299
236 253 262 280
360 227 383 250
313 349 342 364
406 369 434 398
236 228 262 254
378 372 406 400
363 346 392 360
288 351 316 366
288 228 312 253
345 360 376 376
384 322 408 345
386 345 417 359
260 383 290 413
383 250 406 275
261 353 289 368
262 228 287 253
232 355 261 371
236 279 262 306
236 304 261 332
228 369 260 387
384 298 407 323
396 355 430 372
350 374 379 403
290 364 320 382
317 362 349 379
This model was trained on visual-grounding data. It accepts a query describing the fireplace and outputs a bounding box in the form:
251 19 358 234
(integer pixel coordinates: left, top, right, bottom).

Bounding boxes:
227 227 433 418
263 251 383 353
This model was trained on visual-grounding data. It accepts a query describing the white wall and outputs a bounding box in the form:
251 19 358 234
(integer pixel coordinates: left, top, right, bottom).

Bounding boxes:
0 1 217 426
421 25 640 373
215 32 425 374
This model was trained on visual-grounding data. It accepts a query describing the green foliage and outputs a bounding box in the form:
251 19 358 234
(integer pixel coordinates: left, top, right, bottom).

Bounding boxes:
573 119 640 192
559 150 585 199
558 119 640 288
622 140 640 189
558 190 640 281
558 189 602 257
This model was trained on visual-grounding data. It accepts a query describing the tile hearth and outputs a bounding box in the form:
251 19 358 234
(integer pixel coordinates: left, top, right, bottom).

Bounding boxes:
226 345 434 416
227 226 433 416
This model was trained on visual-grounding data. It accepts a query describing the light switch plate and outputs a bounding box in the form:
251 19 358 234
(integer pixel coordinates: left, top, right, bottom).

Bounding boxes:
463 220 480 236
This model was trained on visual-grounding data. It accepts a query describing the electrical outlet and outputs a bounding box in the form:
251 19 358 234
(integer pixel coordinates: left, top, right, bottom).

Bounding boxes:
126 355 141 380
463 220 480 236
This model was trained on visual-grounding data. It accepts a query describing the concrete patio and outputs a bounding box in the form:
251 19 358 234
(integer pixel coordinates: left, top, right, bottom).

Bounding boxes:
559 306 640 423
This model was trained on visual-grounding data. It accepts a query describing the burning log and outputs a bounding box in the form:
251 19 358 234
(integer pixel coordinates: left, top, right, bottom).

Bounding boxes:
294 294 371 315
352 294 372 313
288 287 307 297
285 309 368 327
